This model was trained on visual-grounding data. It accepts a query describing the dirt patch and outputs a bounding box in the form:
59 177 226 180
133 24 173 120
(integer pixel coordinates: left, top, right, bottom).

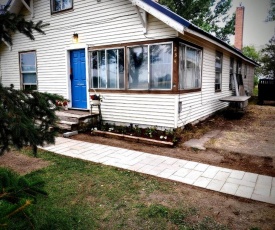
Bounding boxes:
0 151 51 175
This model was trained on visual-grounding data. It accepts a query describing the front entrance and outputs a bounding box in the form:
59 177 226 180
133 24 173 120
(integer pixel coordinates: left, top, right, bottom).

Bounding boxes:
70 49 87 109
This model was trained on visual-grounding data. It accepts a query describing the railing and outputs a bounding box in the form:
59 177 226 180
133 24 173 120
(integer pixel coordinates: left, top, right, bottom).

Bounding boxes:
258 79 275 104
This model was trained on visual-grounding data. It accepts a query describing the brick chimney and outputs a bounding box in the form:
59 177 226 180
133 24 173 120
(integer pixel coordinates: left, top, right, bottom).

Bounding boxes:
234 4 245 50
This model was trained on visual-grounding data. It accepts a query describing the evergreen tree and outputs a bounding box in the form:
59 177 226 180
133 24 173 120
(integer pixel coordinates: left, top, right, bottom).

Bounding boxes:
0 4 49 46
266 0 275 22
260 37 275 79
0 84 64 156
159 0 235 43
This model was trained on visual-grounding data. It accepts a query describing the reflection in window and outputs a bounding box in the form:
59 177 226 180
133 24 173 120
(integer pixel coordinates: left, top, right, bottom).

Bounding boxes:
179 43 202 89
215 51 223 91
150 44 172 89
20 51 37 90
52 0 73 13
91 49 124 89
128 43 172 90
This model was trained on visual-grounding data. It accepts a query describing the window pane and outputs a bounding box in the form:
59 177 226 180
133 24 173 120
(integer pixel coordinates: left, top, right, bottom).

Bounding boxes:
23 73 37 84
21 52 36 72
53 0 72 12
128 46 148 89
98 50 106 88
179 43 201 89
91 51 99 88
179 44 184 89
118 49 125 89
149 44 172 89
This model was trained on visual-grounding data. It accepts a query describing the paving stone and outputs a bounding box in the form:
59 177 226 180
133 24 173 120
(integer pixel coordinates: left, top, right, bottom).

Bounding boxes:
220 182 239 195
130 163 146 171
253 184 271 197
214 171 230 181
257 175 273 187
251 194 275 205
229 170 245 180
158 169 177 179
194 163 209 172
201 166 220 179
193 177 212 188
169 175 196 185
271 188 275 198
235 185 253 198
174 168 191 178
206 179 225 191
184 161 198 169
185 170 202 181
136 165 155 173
226 177 255 188
243 172 258 183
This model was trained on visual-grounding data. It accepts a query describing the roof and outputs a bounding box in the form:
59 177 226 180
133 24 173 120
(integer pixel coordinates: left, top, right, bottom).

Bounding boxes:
134 0 259 66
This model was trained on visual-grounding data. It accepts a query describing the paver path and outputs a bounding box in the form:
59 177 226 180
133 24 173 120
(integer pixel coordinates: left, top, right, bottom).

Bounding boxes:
41 137 275 205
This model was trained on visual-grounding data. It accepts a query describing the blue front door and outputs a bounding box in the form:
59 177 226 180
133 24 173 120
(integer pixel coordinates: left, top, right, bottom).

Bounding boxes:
70 49 87 109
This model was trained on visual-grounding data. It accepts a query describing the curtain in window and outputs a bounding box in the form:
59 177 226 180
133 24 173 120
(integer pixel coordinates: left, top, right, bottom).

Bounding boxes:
179 43 201 89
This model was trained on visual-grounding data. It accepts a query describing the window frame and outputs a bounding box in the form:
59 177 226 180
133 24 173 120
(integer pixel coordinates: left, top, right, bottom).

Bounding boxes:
215 51 223 92
51 0 73 14
90 47 125 90
178 42 202 90
127 42 173 90
19 50 37 91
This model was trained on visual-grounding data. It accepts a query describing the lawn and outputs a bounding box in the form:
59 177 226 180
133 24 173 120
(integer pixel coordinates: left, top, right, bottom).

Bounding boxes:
4 149 227 230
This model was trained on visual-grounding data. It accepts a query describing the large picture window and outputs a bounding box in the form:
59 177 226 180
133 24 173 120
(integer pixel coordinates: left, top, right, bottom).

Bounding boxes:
20 51 37 90
51 0 73 13
215 51 223 91
179 43 202 89
128 43 172 90
90 48 124 89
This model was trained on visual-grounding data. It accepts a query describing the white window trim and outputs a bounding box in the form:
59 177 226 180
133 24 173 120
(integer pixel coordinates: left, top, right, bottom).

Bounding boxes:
19 51 37 90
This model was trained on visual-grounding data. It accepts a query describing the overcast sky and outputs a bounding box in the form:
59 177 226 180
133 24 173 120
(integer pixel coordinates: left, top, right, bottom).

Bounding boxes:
229 0 275 50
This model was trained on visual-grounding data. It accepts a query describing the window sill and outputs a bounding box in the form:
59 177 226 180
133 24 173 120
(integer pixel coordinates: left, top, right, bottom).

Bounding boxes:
179 88 201 93
215 89 222 93
51 8 74 15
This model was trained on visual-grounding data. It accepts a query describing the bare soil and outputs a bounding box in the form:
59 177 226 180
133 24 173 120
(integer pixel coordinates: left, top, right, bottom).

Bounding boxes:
1 101 274 229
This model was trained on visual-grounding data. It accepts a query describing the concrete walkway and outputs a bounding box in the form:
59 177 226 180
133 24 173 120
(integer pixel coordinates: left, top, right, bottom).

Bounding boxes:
41 137 275 205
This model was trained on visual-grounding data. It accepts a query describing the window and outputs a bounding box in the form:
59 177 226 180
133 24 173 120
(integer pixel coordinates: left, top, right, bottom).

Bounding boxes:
20 51 37 90
229 58 234 90
179 43 202 89
90 48 125 89
51 0 73 13
215 51 223 91
128 43 172 90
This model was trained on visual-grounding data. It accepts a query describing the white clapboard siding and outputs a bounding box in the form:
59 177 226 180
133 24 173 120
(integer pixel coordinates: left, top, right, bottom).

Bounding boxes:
95 93 177 128
177 33 233 126
0 0 176 96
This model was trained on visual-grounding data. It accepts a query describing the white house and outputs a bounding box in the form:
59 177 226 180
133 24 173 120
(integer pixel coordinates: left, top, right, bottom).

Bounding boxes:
0 0 258 129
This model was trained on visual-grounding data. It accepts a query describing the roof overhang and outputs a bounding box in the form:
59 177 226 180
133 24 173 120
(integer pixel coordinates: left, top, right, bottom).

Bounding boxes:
129 0 188 34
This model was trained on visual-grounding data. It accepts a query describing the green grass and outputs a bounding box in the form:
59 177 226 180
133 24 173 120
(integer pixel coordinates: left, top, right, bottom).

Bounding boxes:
5 149 228 230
